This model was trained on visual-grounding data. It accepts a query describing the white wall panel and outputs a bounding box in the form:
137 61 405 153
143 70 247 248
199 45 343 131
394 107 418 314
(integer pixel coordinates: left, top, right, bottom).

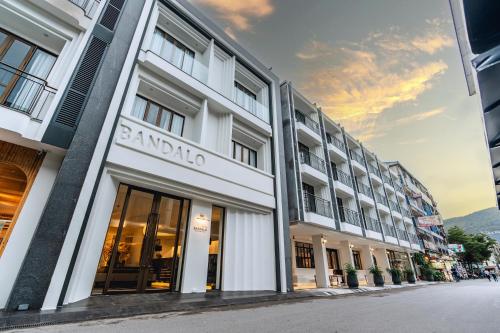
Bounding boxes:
222 208 276 291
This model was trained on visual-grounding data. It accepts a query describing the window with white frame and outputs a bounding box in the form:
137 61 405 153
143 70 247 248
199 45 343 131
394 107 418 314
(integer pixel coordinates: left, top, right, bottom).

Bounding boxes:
151 27 195 74
232 140 257 168
131 95 184 136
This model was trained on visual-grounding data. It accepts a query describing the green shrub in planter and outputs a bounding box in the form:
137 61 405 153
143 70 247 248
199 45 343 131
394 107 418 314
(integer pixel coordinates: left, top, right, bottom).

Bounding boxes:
387 267 402 285
404 267 416 284
345 263 359 288
421 266 435 281
433 270 445 281
369 266 385 287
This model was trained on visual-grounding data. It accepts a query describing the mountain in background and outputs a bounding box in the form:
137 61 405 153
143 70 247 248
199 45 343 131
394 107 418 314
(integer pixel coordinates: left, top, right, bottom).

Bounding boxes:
444 207 500 242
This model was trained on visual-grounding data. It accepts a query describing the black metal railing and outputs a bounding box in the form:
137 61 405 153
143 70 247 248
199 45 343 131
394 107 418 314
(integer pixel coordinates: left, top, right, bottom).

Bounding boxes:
300 151 326 173
333 169 352 187
295 110 320 135
368 163 381 177
327 134 346 152
389 200 400 212
382 173 392 184
0 63 56 120
69 0 101 17
382 223 397 238
408 233 420 244
364 216 381 233
340 207 361 226
374 191 388 206
350 150 365 165
401 207 412 218
357 182 372 197
397 228 409 242
394 182 404 193
303 192 332 218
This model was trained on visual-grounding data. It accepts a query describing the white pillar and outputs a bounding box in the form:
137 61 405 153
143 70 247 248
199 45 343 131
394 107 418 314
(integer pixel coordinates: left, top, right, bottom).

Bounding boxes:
312 235 329 288
407 251 416 275
360 245 375 285
373 248 391 283
181 200 213 293
339 240 354 267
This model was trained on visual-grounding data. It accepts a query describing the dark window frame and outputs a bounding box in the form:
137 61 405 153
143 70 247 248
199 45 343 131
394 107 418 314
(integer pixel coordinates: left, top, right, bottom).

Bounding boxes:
352 250 362 270
134 95 185 137
232 140 257 168
295 242 315 269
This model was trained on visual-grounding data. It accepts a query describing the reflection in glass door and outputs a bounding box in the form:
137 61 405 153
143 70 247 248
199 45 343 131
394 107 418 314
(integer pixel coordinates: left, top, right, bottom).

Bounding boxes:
206 206 224 291
93 184 190 294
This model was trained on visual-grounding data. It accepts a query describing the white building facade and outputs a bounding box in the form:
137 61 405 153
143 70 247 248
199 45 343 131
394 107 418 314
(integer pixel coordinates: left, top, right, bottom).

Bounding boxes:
280 82 422 289
0 0 290 311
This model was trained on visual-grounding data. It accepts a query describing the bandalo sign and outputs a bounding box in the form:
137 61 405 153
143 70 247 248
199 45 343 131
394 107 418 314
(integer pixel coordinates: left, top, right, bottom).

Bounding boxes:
117 119 206 167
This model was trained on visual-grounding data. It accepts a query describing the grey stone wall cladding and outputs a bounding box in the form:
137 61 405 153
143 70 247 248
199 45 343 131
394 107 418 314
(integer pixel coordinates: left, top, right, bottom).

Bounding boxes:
6 0 146 311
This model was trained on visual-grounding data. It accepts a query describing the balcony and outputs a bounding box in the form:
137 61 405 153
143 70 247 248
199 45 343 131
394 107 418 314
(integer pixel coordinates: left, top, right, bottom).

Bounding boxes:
408 233 420 245
374 191 389 208
295 110 322 145
300 151 328 185
327 134 347 161
365 216 381 233
389 200 400 212
382 223 398 244
332 169 355 197
69 0 101 17
397 228 409 242
382 173 392 184
357 182 375 207
0 63 56 121
233 85 270 123
303 192 333 218
368 163 382 184
350 150 366 174
340 207 361 227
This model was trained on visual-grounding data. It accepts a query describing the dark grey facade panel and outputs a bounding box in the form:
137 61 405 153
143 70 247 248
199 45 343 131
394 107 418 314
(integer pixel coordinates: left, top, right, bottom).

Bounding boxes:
6 0 145 311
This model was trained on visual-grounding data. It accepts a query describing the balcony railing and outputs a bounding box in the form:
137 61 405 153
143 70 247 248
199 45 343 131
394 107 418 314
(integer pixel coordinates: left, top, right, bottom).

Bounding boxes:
69 0 101 18
401 207 412 218
357 182 372 197
303 192 332 218
382 173 392 184
364 216 381 233
394 182 404 193
397 229 409 242
382 223 397 238
340 207 361 227
300 151 326 174
389 200 400 212
374 191 388 207
327 134 346 153
333 169 352 187
295 110 320 135
368 163 381 177
0 63 56 120
408 233 420 244
350 150 365 166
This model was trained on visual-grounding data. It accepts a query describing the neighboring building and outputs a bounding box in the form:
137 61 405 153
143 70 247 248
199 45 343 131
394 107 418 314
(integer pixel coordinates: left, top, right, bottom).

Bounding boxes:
0 0 290 311
450 0 499 207
280 82 422 289
387 162 452 279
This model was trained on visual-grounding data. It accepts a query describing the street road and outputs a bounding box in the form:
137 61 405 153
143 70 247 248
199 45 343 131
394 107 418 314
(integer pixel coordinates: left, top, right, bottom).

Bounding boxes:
9 279 500 333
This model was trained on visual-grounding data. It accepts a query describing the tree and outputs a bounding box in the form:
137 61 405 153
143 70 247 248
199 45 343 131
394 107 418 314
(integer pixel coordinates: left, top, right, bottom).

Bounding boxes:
447 226 497 269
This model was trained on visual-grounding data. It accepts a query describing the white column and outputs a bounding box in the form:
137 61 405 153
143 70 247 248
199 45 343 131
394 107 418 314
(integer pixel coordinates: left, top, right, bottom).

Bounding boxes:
312 235 329 288
407 251 417 275
339 240 354 267
373 248 391 283
181 200 213 293
360 245 375 285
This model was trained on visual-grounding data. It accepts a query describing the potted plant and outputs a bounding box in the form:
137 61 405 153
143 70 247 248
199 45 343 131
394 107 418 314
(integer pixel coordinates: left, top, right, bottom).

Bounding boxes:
404 266 416 284
421 266 434 281
387 267 402 285
345 263 359 288
369 265 385 287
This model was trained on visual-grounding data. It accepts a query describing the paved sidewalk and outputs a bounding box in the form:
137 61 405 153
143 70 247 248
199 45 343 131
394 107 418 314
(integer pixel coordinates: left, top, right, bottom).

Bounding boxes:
0 281 436 331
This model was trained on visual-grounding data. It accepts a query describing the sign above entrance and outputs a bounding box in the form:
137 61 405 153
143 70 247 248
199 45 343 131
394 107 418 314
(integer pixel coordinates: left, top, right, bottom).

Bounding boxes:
117 118 206 168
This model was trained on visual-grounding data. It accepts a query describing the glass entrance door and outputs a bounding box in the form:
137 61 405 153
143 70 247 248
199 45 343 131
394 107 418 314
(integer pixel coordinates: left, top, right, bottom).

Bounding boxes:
94 184 189 294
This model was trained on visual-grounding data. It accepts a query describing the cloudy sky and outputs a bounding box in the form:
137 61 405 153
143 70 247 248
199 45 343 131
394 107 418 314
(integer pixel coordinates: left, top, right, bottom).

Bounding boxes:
190 0 495 219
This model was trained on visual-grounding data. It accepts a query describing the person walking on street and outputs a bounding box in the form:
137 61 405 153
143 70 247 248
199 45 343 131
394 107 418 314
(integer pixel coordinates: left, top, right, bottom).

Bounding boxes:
484 270 491 282
492 271 498 282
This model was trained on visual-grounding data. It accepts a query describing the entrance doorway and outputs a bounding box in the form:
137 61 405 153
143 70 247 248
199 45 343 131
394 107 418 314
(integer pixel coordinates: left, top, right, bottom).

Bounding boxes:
206 206 224 290
93 184 190 294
